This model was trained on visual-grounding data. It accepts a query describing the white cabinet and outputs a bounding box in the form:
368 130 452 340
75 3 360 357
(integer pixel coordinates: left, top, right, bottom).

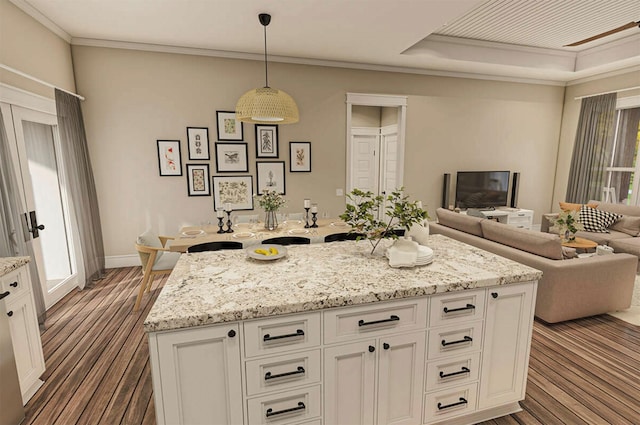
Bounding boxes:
149 323 243 425
1 265 45 404
476 208 534 230
479 283 536 409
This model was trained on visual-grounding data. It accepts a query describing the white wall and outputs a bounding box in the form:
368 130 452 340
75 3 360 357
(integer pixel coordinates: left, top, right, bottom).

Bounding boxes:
71 45 566 258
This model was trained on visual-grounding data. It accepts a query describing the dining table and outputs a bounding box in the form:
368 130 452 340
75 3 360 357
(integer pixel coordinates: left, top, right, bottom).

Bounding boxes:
166 217 354 252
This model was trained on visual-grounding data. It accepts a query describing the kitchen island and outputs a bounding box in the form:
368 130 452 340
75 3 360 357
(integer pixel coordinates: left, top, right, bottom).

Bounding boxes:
145 234 542 425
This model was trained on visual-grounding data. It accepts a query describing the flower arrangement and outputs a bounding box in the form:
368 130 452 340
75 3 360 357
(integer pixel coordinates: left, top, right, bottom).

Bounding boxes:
340 188 428 254
553 210 584 241
255 189 286 211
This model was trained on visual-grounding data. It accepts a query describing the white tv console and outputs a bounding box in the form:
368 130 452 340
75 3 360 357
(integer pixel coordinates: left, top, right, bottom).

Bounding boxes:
464 208 534 230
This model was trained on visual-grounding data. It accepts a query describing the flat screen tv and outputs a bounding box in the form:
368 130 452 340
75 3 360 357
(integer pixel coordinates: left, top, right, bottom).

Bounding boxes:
455 171 510 209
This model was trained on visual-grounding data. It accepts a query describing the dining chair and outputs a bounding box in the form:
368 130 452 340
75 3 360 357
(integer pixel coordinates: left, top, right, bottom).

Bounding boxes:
187 241 244 252
261 236 311 245
134 229 181 311
324 232 365 242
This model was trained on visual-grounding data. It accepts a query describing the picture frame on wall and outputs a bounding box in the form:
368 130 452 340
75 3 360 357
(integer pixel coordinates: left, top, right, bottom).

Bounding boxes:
256 161 286 195
255 125 279 158
289 141 311 172
216 111 244 141
186 163 211 196
215 142 248 172
157 140 182 176
186 127 210 160
212 175 254 211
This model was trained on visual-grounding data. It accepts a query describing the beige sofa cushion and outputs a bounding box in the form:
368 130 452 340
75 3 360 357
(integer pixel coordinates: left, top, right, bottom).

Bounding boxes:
481 220 563 260
609 216 640 236
589 200 640 217
436 208 484 237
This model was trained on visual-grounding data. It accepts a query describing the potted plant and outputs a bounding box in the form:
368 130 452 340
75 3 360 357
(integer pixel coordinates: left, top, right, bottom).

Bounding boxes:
255 190 286 230
553 210 583 241
339 188 428 254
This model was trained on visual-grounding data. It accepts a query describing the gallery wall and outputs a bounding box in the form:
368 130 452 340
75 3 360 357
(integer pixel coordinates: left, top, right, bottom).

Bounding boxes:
71 45 566 259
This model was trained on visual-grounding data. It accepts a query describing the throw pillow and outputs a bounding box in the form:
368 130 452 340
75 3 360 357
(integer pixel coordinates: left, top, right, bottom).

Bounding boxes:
609 215 640 237
578 205 622 233
559 201 598 211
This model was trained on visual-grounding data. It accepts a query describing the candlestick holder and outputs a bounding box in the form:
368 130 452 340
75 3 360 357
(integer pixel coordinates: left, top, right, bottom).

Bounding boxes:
304 207 311 228
216 216 225 233
311 212 318 228
225 211 234 233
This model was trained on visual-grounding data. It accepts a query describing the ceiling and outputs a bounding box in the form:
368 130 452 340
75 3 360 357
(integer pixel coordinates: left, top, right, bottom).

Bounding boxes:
11 0 640 84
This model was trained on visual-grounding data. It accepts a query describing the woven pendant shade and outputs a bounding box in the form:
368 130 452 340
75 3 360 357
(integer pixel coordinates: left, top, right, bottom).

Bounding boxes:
236 87 299 124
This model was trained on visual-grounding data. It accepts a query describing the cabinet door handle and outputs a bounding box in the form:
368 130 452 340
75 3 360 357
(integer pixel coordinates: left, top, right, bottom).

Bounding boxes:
265 366 305 381
491 292 498 299
441 336 472 347
443 304 475 314
263 329 304 342
227 330 236 338
9 282 18 288
266 401 305 417
7 311 13 317
0 291 9 300
437 397 468 410
439 366 470 379
358 315 399 327
383 342 390 350
368 345 375 352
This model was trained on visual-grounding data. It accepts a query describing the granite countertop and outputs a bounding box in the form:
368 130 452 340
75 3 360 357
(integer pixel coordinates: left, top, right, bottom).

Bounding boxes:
0 256 31 278
144 234 542 333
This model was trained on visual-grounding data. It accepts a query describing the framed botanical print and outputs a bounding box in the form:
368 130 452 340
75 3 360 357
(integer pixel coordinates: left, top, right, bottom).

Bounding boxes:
212 175 254 211
289 141 311 172
157 140 182 176
186 164 211 196
187 127 210 160
216 111 244 141
255 124 279 158
256 161 285 195
215 142 249 172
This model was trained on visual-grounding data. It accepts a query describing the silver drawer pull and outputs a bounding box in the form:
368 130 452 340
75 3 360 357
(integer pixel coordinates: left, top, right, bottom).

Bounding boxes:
265 366 305 381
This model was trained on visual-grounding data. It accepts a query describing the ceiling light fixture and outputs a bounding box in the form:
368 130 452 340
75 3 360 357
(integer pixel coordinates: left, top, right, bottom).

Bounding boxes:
235 13 299 124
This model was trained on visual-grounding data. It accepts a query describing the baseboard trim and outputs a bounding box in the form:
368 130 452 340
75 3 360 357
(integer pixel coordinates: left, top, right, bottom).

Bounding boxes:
106 255 140 269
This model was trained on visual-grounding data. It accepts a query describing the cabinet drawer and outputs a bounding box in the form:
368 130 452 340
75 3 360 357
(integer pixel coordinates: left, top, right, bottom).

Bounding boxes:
429 289 485 327
324 298 428 344
1 267 29 300
427 321 483 360
245 349 321 396
423 383 478 424
425 352 480 392
244 313 321 358
247 384 321 425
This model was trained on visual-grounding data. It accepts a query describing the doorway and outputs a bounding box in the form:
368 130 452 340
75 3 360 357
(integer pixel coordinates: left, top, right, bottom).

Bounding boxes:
1 102 79 308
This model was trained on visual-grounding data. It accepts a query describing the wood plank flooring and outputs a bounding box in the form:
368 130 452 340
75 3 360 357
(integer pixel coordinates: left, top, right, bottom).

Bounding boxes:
23 267 640 425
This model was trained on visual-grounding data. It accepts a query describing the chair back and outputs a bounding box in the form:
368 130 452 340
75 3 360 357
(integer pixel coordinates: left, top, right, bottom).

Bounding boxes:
324 232 365 242
261 236 311 246
187 241 244 253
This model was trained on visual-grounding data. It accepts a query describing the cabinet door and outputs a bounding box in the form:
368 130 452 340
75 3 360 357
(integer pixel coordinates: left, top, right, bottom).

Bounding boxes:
155 324 243 425
324 340 376 425
377 331 425 425
6 290 45 403
479 282 536 409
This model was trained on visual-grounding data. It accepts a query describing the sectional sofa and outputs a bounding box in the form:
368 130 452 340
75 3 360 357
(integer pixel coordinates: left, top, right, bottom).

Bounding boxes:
430 208 636 323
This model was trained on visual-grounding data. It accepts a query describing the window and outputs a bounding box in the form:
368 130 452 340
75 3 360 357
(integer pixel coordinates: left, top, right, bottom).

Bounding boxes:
604 102 640 205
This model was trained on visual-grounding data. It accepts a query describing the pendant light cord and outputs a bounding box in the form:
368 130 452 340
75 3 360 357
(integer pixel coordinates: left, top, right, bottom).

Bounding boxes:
263 24 269 88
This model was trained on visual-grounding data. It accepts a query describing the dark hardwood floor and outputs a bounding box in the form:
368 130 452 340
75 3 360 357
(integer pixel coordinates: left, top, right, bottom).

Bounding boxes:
23 267 640 424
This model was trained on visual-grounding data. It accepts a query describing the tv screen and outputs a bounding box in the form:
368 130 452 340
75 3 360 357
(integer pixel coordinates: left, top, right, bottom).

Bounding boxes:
455 171 510 209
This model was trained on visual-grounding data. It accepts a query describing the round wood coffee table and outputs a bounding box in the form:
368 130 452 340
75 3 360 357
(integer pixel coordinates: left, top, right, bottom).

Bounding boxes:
561 236 597 249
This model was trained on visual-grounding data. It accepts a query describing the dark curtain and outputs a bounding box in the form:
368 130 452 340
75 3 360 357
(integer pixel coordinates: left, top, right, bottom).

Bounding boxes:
55 89 105 286
565 93 617 203
609 107 640 203
0 109 47 325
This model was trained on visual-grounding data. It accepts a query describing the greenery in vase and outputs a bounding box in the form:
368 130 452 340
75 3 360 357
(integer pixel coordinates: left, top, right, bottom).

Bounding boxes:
255 190 286 212
553 210 584 239
339 188 429 254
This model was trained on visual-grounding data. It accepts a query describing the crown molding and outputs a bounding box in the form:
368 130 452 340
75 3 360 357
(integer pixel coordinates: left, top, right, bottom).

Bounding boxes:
71 37 566 87
567 64 640 86
9 0 71 43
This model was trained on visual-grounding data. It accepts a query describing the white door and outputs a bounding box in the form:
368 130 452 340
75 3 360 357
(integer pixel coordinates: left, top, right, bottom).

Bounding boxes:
2 104 79 308
350 127 380 194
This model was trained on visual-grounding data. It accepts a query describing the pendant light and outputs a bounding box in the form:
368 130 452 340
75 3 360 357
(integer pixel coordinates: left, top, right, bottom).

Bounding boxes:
235 13 299 124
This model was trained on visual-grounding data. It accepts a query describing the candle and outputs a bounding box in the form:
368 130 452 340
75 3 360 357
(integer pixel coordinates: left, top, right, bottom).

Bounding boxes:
304 199 311 208
216 209 224 218
311 204 318 213
225 202 232 212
